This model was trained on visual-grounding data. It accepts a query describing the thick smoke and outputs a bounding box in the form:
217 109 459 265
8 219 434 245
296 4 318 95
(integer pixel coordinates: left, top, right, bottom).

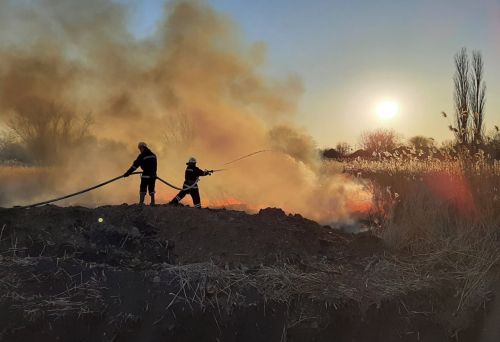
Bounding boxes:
0 0 371 223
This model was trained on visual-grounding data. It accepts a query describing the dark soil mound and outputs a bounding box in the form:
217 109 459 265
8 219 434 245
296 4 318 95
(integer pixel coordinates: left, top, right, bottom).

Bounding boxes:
0 205 356 267
0 205 490 341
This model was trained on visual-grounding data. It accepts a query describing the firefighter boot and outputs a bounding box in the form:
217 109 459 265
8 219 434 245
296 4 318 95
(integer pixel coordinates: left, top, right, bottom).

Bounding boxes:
150 194 156 207
168 199 180 206
139 192 146 206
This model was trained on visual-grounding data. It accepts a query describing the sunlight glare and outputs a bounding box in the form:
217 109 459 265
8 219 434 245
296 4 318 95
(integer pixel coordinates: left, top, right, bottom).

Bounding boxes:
376 101 399 120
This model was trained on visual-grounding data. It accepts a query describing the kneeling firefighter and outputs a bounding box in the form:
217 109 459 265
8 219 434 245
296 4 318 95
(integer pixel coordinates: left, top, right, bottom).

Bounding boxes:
123 142 157 206
169 157 212 208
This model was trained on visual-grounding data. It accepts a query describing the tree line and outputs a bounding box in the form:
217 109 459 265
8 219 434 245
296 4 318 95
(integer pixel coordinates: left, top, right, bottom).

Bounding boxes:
323 48 499 161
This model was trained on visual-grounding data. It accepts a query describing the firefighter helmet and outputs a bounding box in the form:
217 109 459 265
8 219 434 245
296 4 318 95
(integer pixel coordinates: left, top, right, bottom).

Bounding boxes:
138 142 148 149
187 157 197 164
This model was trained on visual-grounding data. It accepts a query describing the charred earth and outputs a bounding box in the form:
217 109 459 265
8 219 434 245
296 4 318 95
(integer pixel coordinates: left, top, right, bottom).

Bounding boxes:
0 205 497 341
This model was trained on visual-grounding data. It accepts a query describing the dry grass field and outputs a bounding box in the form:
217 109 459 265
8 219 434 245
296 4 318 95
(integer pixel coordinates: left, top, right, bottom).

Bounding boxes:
342 155 500 330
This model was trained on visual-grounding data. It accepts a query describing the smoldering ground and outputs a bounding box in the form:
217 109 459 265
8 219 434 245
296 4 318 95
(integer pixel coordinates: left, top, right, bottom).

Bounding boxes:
0 0 371 224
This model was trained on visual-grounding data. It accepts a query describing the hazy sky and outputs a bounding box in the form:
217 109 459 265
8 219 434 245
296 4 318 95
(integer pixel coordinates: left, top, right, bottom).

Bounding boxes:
120 0 500 146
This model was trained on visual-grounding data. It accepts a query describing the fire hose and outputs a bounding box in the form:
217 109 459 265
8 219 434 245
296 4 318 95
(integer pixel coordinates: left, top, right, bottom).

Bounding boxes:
13 150 272 209
15 173 205 209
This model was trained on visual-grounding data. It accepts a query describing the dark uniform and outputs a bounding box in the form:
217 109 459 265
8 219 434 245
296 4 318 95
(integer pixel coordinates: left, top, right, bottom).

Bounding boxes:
169 162 212 208
123 146 157 204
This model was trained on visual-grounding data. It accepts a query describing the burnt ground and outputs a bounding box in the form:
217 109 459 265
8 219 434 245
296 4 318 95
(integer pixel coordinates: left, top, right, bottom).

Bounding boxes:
0 205 495 341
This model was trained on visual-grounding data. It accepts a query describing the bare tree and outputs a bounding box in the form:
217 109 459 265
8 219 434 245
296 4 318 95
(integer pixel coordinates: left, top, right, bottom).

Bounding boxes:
335 142 352 157
449 48 487 148
7 97 91 165
0 131 30 164
360 129 399 154
453 48 470 145
408 136 434 150
469 50 486 145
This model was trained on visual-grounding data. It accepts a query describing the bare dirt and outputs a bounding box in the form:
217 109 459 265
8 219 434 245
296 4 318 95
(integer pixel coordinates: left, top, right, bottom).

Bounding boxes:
0 205 495 341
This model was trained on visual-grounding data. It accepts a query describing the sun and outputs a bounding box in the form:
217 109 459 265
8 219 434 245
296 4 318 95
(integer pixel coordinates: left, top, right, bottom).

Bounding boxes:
376 101 399 120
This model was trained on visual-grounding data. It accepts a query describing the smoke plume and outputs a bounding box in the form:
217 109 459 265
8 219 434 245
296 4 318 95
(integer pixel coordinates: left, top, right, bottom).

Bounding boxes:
0 0 371 224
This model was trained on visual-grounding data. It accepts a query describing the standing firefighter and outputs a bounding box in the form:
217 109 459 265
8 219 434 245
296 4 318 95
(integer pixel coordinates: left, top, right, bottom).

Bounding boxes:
123 142 157 206
169 157 212 208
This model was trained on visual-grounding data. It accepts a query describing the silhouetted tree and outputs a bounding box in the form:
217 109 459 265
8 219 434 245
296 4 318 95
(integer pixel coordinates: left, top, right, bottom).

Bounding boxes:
448 48 487 147
360 129 399 154
469 51 486 145
0 130 31 164
322 148 341 159
453 48 470 145
408 136 434 150
7 97 91 165
335 142 352 157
